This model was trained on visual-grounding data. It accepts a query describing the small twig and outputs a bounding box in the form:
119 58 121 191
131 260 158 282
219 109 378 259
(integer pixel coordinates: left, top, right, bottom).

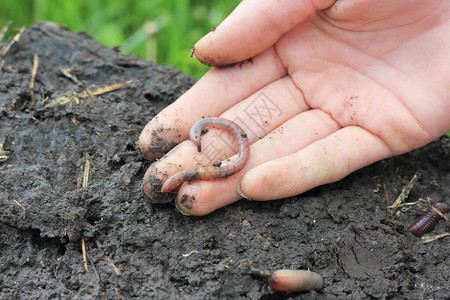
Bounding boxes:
81 236 89 272
121 128 139 132
60 67 81 83
1 26 25 57
95 241 122 276
390 172 421 208
70 116 79 125
0 143 10 162
103 255 122 276
417 232 449 244
84 87 95 98
29 54 39 104
12 199 26 211
382 184 390 206
102 143 117 149
44 80 137 108
431 206 450 222
388 198 429 209
0 21 12 43
181 250 199 257
82 153 90 188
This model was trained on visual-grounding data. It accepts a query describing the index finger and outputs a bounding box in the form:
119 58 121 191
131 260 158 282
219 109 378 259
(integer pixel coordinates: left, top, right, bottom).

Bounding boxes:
193 0 334 66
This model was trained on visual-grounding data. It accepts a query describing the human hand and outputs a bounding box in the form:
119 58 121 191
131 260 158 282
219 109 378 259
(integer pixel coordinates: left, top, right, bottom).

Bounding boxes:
139 0 450 216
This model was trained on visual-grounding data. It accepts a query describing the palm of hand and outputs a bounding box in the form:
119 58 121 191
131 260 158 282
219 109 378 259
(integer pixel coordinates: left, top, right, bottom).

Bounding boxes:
284 8 448 151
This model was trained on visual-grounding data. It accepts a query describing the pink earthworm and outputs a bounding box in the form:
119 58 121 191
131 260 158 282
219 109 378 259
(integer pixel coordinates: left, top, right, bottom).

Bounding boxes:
161 117 250 193
407 203 449 237
269 270 324 292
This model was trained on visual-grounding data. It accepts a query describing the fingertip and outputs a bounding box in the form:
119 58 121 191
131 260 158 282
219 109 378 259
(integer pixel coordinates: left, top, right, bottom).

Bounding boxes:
239 169 265 200
139 123 179 160
192 0 325 67
193 23 257 67
175 191 216 216
190 42 218 67
175 184 213 216
192 36 232 67
240 162 289 201
175 181 228 216
141 173 176 204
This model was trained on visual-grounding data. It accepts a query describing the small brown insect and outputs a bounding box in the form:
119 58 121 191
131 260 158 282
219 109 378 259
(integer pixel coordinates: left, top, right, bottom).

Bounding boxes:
407 203 449 237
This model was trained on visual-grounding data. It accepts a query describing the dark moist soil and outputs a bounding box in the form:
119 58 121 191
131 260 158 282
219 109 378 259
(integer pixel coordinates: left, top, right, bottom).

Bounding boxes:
1 22 449 300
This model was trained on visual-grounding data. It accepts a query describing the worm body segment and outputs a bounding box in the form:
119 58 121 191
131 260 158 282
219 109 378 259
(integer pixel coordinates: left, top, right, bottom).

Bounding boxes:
161 117 249 193
407 203 449 237
269 270 324 292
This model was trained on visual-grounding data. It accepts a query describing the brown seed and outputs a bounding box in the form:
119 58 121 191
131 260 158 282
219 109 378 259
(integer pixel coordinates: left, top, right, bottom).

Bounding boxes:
268 270 324 292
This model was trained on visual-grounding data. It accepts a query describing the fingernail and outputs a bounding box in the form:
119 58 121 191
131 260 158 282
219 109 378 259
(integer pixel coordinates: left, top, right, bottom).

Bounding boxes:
237 183 252 201
175 194 193 216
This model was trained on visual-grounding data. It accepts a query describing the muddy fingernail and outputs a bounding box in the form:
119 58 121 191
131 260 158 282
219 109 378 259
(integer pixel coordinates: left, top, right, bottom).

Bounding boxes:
175 194 193 216
139 129 179 160
237 183 252 201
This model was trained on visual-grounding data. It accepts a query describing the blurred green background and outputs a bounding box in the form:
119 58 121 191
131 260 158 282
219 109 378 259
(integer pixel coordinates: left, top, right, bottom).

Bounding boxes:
0 0 240 78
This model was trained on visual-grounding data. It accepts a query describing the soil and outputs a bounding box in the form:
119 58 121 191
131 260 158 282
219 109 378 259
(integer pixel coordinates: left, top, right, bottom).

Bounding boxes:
1 22 449 299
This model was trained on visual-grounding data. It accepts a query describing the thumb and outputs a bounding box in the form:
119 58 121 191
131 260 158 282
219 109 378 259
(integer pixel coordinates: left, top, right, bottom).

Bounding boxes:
192 0 335 66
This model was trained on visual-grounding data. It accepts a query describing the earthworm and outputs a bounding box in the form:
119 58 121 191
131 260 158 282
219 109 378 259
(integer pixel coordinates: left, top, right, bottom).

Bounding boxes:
407 203 449 237
248 264 324 292
160 117 249 193
268 270 324 292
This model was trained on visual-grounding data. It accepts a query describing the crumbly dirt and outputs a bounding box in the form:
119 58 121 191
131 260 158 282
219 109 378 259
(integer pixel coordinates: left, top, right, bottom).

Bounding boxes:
1 22 449 300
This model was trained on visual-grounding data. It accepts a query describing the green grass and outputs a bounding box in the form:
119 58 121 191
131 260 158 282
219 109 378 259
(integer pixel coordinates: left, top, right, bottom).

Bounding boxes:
0 0 240 78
